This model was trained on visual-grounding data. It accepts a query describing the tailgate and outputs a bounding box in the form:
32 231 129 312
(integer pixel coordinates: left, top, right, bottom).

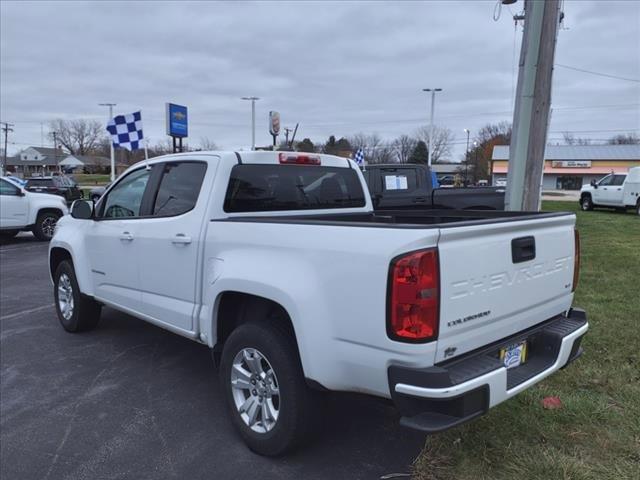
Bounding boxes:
435 213 576 363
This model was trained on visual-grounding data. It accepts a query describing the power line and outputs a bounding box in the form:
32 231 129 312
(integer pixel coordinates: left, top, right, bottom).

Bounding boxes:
555 63 640 83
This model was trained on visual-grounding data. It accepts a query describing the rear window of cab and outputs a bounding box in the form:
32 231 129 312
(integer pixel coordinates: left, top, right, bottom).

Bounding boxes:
224 164 366 213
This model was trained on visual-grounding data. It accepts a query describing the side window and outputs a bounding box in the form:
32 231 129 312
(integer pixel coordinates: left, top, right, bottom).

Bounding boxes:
100 168 151 219
598 175 613 186
611 175 626 186
152 162 207 217
0 179 20 196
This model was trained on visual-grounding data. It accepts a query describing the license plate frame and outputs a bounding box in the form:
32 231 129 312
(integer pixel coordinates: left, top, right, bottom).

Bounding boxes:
500 341 528 369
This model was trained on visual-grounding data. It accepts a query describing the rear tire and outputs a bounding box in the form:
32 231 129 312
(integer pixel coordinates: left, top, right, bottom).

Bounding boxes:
54 260 101 332
580 195 593 211
219 321 321 456
33 211 60 241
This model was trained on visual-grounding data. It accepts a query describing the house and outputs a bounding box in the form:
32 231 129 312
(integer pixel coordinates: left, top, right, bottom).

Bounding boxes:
491 144 640 190
58 154 123 174
5 146 67 176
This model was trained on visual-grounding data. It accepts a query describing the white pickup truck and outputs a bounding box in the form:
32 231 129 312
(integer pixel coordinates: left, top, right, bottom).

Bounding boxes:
49 151 588 455
0 176 69 240
579 166 640 215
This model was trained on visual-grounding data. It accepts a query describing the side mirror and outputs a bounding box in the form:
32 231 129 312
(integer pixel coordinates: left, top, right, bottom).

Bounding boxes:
18 189 25 197
590 180 597 188
71 199 94 220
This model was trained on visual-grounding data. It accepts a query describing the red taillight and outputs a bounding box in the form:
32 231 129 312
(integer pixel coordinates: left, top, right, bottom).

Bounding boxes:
572 229 580 292
278 152 321 165
388 248 440 342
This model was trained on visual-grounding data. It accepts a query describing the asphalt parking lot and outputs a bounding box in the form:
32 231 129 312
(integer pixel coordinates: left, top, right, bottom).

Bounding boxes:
0 234 425 480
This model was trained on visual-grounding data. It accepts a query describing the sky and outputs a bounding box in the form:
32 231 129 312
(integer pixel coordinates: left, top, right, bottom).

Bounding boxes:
1 0 639 160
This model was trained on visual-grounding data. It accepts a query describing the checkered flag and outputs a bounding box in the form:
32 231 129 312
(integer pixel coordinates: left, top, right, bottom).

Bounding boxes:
353 148 365 166
106 111 144 151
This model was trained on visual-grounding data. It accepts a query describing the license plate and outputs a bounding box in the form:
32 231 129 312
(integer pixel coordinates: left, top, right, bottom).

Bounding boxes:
500 341 527 369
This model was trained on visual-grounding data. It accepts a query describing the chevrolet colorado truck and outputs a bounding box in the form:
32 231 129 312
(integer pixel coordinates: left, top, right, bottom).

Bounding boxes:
48 151 587 456
1 176 68 240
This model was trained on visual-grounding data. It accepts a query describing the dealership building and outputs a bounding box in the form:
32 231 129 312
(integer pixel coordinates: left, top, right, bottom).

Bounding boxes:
491 144 640 190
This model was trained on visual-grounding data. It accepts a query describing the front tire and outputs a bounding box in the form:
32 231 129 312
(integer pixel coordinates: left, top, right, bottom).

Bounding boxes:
219 321 320 456
33 211 60 241
54 260 101 332
580 195 594 211
636 201 640 216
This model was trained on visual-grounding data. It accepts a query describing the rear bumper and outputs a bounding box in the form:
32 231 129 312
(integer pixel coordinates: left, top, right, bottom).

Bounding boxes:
388 308 588 433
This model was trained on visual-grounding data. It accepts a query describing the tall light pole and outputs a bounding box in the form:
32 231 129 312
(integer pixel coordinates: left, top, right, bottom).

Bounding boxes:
241 96 260 150
463 128 470 184
99 103 116 181
422 88 442 167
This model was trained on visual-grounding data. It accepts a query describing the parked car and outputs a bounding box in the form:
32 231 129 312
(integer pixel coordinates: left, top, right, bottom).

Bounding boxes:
49 151 587 456
579 167 640 215
89 183 110 202
0 176 68 240
5 175 27 187
362 164 505 210
25 175 82 203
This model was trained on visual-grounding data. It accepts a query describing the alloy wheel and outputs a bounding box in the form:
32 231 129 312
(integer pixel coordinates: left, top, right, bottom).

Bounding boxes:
230 348 280 433
57 273 74 320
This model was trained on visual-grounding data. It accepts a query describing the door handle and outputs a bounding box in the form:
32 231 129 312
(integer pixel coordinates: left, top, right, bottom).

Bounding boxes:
172 234 192 245
119 232 134 242
412 197 427 203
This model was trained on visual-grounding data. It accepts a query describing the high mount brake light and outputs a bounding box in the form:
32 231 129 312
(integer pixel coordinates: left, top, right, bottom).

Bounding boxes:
387 248 440 342
572 229 580 292
278 153 321 165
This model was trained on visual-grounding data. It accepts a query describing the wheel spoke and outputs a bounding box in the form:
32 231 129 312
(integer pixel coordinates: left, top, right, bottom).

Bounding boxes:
239 395 254 414
231 376 252 391
246 398 260 426
243 350 263 375
261 400 275 423
231 364 252 388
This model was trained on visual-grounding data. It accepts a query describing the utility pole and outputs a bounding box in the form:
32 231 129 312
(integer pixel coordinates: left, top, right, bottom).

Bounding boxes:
1 122 14 174
422 88 442 167
52 131 59 173
464 128 470 184
505 0 562 211
241 97 259 150
99 103 117 181
284 127 293 146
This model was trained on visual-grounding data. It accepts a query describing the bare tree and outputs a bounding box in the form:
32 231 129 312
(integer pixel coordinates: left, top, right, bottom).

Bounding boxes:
392 135 418 163
49 119 107 155
414 125 454 163
464 122 512 183
347 132 394 164
608 133 639 145
198 137 219 151
562 131 591 145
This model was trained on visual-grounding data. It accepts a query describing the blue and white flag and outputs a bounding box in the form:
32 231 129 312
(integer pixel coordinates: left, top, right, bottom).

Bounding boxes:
106 111 144 151
353 148 365 165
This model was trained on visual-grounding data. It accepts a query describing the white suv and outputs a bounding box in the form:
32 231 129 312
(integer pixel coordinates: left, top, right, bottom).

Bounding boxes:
0 177 68 240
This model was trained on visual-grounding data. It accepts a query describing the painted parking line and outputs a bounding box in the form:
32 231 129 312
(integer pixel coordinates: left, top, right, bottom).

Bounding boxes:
0 304 53 321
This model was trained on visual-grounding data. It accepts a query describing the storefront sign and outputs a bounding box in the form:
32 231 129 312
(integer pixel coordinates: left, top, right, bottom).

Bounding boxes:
551 160 591 168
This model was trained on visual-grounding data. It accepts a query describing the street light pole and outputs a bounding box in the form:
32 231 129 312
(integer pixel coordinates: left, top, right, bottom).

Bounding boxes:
463 128 470 184
99 103 116 181
422 88 442 167
241 96 260 150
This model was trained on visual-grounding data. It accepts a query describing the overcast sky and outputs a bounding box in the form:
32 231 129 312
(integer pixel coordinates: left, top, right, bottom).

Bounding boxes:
1 0 639 159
